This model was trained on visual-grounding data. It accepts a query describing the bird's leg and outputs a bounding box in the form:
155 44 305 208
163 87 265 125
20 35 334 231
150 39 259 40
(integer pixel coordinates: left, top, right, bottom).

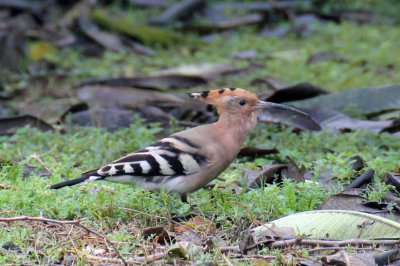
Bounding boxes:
180 193 188 203
180 193 199 213
180 193 198 209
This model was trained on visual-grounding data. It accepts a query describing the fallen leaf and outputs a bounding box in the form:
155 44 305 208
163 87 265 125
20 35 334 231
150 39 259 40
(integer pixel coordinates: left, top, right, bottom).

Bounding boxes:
78 17 125 51
319 189 369 211
348 155 365 172
192 13 263 32
291 14 322 37
20 98 86 124
262 13 321 38
300 106 399 133
264 82 328 103
238 146 279 157
136 105 172 122
149 0 205 25
386 173 400 192
131 42 156 56
373 249 400 265
281 157 307 183
261 25 290 37
0 115 53 136
346 169 374 189
290 84 400 116
77 85 183 109
174 215 216 233
130 0 170 9
322 251 375 266
178 230 202 246
363 201 400 214
214 1 311 13
154 62 246 81
50 0 92 29
318 9 375 24
231 50 258 59
307 51 347 65
239 224 295 252
70 108 136 131
0 0 44 18
242 164 287 189
383 191 400 206
142 226 172 244
266 210 400 239
319 189 400 221
250 76 290 91
79 74 207 90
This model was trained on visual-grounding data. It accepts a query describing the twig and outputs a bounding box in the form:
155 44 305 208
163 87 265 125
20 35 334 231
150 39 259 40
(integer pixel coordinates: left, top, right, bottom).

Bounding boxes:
30 154 54 175
248 254 276 260
309 247 383 252
222 254 234 266
0 216 127 266
83 236 147 246
219 245 240 253
66 250 167 264
0 216 81 224
270 238 400 248
249 223 321 264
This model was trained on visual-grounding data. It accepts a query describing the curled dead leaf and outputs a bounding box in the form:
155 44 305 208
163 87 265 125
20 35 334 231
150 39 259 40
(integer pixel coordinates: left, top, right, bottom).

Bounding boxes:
0 115 53 136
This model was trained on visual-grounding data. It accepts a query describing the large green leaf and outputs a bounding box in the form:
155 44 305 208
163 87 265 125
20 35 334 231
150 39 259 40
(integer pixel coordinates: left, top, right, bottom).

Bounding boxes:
265 210 400 239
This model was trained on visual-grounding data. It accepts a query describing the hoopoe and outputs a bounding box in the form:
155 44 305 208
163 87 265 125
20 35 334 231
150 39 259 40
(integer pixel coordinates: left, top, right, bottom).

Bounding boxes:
50 88 309 201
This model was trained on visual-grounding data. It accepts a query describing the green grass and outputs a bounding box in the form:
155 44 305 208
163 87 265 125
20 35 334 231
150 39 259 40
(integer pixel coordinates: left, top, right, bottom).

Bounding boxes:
41 21 400 93
1 126 399 263
1 2 400 264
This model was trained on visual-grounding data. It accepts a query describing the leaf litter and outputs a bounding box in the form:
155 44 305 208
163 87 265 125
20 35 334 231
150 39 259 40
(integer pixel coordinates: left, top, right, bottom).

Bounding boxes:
0 0 400 265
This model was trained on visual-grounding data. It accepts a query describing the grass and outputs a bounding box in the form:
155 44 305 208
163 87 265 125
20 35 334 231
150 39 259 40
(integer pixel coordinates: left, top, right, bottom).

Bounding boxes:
1 1 400 264
41 21 400 93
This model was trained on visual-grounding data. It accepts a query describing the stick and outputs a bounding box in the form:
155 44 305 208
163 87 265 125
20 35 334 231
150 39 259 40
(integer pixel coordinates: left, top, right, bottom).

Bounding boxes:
270 238 400 248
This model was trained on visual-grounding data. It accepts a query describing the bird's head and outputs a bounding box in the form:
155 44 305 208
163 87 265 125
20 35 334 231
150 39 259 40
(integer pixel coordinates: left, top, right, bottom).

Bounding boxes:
190 87 315 126
190 88 260 114
190 88 278 115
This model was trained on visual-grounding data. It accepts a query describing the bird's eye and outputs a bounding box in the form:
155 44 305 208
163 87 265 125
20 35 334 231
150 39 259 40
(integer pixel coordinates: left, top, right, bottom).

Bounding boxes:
239 99 246 106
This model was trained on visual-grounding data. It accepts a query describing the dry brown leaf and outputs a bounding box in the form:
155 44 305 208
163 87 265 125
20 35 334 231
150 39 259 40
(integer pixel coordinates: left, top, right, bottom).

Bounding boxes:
77 85 183 109
174 215 216 233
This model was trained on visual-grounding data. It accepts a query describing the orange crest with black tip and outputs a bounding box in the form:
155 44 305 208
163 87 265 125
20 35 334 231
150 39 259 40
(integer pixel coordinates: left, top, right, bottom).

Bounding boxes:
190 88 259 112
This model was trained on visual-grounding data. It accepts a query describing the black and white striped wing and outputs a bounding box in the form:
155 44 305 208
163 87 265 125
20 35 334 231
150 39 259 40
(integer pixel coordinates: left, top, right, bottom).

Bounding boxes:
96 136 210 178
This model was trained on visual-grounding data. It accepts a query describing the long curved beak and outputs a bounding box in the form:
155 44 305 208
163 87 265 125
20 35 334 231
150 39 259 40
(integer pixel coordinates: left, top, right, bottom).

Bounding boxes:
255 100 321 131
255 101 307 114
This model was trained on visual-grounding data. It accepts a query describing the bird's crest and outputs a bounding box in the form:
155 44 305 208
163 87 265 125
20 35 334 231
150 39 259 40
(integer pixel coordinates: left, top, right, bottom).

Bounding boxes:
190 88 258 106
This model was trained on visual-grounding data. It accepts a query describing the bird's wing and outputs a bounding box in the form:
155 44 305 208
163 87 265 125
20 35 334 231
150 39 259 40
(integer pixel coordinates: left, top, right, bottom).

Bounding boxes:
96 135 212 177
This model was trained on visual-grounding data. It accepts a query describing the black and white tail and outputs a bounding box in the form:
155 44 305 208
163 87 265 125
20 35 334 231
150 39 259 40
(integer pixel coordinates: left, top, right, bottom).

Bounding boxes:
49 170 102 189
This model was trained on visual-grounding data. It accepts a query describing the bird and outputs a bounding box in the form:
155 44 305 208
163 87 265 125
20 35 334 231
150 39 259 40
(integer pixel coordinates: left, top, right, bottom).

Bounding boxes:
50 88 312 201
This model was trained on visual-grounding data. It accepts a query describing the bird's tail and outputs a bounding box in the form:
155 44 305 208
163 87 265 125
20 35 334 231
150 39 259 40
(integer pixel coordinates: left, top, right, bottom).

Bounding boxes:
49 170 101 189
